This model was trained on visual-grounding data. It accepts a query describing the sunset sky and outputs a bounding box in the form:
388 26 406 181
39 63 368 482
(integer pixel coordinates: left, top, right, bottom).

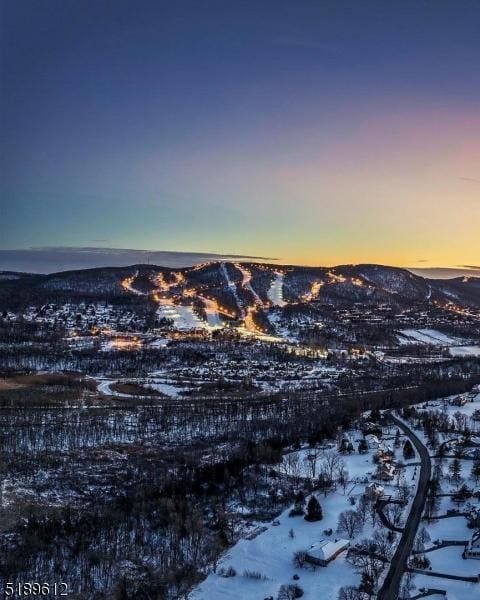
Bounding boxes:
1 1 479 268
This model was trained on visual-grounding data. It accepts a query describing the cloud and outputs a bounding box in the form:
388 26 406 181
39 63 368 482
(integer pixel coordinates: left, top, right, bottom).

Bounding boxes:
0 247 277 274
458 177 480 183
410 266 480 279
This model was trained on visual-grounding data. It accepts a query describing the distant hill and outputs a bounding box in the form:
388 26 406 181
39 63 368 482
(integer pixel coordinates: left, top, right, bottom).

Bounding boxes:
1 261 479 314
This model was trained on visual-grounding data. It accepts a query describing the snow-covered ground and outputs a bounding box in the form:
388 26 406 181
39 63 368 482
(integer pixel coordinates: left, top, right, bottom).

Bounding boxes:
97 379 118 396
397 329 462 346
157 299 205 330
149 337 169 348
97 376 188 398
190 390 480 600
190 491 361 600
410 573 478 600
267 272 286 307
423 546 477 576
425 512 472 541
236 325 283 343
191 428 416 600
397 330 480 357
200 297 223 328
267 310 291 341
449 345 480 357
145 380 187 397
417 391 480 422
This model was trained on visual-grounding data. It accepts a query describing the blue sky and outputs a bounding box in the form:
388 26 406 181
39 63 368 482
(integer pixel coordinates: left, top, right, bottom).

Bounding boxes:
1 1 479 267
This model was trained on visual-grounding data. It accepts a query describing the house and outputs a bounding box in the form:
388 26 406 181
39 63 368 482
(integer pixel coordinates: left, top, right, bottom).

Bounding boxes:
305 538 350 566
376 445 394 463
467 507 480 530
463 531 480 559
374 463 395 481
361 421 381 436
365 482 384 501
365 434 381 450
450 394 468 407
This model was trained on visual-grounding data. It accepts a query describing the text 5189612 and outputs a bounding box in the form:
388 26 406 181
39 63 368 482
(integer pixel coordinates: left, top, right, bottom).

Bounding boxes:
5 583 68 596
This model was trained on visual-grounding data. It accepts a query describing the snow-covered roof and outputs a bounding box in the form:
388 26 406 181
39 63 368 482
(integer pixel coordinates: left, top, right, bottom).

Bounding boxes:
306 539 349 561
366 482 384 493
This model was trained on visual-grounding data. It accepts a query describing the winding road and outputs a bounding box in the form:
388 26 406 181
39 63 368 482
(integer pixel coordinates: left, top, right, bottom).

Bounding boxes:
377 413 432 600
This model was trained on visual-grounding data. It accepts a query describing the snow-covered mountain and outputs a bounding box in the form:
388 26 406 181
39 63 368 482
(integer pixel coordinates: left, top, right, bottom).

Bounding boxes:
1 262 479 313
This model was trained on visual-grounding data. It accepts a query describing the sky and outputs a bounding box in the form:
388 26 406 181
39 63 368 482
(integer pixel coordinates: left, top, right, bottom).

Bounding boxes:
1 0 479 269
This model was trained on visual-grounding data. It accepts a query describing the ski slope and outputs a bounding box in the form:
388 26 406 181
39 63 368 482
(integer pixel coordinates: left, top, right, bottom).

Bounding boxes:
157 299 205 330
267 272 286 307
220 262 243 313
201 297 223 328
398 329 461 346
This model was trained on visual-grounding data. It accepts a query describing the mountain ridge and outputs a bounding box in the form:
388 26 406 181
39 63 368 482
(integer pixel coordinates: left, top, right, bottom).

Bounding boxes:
1 262 479 315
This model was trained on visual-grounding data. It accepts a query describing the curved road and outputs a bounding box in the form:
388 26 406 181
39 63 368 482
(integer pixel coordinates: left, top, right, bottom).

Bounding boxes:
377 413 432 600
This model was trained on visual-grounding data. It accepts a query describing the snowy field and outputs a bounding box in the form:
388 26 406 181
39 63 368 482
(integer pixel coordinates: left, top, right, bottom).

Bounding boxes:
190 390 480 600
450 345 480 357
190 491 362 600
425 513 472 541
397 329 480 357
157 299 205 330
97 376 189 398
417 391 480 423
200 297 223 328
410 573 478 600
397 329 462 346
191 428 417 600
426 546 479 576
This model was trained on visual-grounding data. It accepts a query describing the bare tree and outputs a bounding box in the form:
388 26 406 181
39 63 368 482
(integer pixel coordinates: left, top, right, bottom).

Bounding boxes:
281 453 303 489
347 536 389 595
394 460 406 488
322 450 343 485
277 583 304 600
413 526 431 553
399 480 411 503
293 550 307 568
304 446 320 480
372 530 394 561
338 586 368 600
337 465 350 495
356 495 370 526
386 503 404 527
337 509 362 538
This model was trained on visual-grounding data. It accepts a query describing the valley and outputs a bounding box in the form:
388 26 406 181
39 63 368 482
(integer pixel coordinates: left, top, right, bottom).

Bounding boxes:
1 261 480 599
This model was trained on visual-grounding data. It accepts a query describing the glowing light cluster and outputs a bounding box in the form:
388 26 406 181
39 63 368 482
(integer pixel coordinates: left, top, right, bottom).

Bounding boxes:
303 280 324 302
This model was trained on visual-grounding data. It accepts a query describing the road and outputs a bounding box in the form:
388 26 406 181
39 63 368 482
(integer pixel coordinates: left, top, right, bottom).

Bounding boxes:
376 413 432 600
